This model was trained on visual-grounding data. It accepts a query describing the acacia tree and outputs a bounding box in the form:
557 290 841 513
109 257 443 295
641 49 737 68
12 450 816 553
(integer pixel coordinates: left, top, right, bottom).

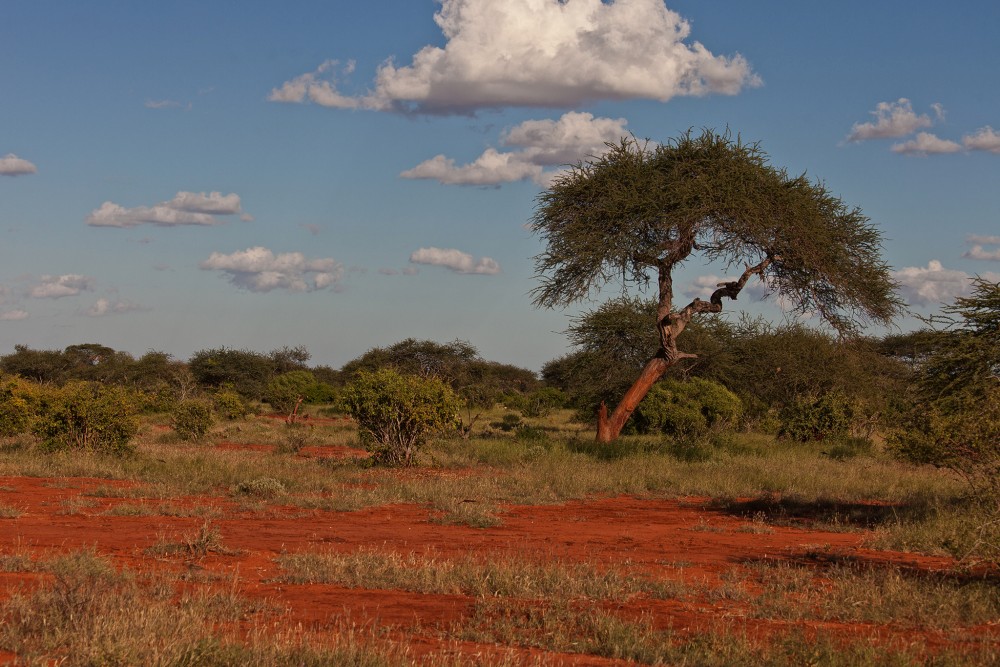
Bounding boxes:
531 130 901 442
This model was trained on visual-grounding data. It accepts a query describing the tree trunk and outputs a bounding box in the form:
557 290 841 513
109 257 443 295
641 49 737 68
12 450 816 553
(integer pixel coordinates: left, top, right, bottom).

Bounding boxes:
596 356 673 443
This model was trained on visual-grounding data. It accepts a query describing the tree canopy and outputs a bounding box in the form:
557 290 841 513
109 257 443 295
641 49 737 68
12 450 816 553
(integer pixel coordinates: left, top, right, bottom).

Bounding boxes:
531 129 901 441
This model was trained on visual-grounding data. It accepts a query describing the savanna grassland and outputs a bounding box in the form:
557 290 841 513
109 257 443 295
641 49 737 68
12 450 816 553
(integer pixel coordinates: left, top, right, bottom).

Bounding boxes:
1 407 997 666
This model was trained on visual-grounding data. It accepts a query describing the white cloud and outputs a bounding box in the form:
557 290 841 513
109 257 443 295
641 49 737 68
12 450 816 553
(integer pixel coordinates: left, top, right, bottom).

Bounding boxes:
409 247 501 275
270 0 758 115
967 234 1000 245
891 132 962 156
964 245 1000 261
81 298 145 317
201 246 344 293
682 274 770 301
28 274 94 299
0 153 38 176
963 126 1000 154
86 191 246 228
0 309 29 321
893 260 976 306
144 99 190 110
402 111 628 186
847 99 935 142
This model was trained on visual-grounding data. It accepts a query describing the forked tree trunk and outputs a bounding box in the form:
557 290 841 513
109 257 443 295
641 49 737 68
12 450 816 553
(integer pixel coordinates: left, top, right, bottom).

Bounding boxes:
596 356 673 443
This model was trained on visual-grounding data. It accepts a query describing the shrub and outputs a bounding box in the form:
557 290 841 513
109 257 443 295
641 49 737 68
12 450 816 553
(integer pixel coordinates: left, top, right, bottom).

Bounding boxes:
344 368 460 467
265 370 318 415
630 378 742 437
213 389 250 420
31 381 139 455
171 399 215 441
0 375 39 437
779 392 854 442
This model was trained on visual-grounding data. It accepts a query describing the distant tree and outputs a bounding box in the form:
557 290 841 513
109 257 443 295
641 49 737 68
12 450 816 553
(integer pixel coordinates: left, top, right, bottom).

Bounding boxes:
188 347 275 400
531 130 901 442
1 345 70 384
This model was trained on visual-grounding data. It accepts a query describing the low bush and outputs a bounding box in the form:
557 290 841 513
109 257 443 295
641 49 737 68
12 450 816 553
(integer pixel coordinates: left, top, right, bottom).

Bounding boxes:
630 378 742 437
171 399 214 441
0 375 38 437
31 381 139 455
779 392 854 442
212 389 250 420
344 368 460 467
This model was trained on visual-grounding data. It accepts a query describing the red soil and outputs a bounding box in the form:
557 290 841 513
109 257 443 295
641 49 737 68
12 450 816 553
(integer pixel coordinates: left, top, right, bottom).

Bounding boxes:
0 473 995 665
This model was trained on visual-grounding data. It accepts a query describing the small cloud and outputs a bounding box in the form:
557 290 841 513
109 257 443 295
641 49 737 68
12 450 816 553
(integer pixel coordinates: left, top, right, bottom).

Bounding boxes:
891 132 962 156
300 223 322 236
409 247 500 275
963 126 1000 154
28 274 94 299
0 153 38 176
0 309 29 321
402 267 420 276
402 111 629 186
378 268 400 276
847 99 936 142
893 260 974 306
967 234 1000 245
964 246 1000 261
201 246 344 293
86 191 247 228
269 0 758 115
81 298 146 317
144 99 189 110
683 274 770 301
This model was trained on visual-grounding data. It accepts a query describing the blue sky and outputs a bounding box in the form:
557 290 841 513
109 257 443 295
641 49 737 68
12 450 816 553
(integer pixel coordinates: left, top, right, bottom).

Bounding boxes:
2 0 998 371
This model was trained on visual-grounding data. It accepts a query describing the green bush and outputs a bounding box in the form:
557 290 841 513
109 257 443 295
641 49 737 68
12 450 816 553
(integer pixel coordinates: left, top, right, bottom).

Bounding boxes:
344 368 460 467
630 378 742 437
265 370 317 415
31 381 139 455
779 392 854 442
0 375 39 437
212 389 250 420
171 399 215 441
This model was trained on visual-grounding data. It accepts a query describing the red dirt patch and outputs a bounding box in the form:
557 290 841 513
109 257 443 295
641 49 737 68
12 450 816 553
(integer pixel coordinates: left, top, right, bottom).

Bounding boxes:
0 476 995 664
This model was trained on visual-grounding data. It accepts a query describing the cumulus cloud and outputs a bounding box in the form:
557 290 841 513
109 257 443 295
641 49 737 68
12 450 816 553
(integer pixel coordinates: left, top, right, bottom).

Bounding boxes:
0 309 29 321
409 247 501 275
402 111 628 186
891 132 963 156
28 274 94 299
86 191 246 228
0 153 38 176
81 298 145 317
963 126 1000 154
892 260 982 306
201 246 344 293
846 99 935 142
270 0 758 115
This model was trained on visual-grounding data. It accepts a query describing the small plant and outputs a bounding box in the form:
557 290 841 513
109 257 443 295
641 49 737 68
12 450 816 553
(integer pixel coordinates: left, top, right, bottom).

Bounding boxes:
344 368 461 467
491 413 524 432
276 422 313 454
232 477 286 499
779 392 854 441
171 398 214 441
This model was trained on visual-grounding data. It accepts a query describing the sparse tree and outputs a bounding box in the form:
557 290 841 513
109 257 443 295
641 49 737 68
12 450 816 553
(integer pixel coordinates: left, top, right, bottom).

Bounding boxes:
531 130 900 442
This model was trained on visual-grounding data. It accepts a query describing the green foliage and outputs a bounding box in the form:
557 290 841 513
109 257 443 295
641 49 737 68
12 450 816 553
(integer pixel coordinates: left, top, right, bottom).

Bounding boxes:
31 381 139 455
265 370 318 415
779 393 855 442
531 130 901 332
188 347 275 400
630 378 742 437
889 279 1000 563
212 389 251 420
171 399 215 441
0 375 39 436
344 368 461 467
